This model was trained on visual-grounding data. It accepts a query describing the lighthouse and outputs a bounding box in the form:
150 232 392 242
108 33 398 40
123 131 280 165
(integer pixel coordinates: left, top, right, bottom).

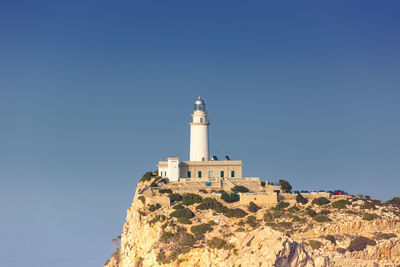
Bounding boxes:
189 96 210 161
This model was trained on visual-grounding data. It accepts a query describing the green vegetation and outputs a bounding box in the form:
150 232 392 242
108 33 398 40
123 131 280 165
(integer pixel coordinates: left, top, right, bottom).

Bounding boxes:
347 236 376 252
224 208 248 218
313 215 332 222
319 209 331 216
157 232 196 264
170 208 194 220
278 179 292 191
245 215 258 228
362 213 379 221
168 193 183 204
196 198 247 218
331 199 351 209
296 193 308 205
386 197 400 207
182 193 203 206
199 189 208 194
178 217 192 224
271 202 290 211
373 232 397 240
221 192 240 203
306 208 317 217
287 205 300 212
336 248 346 254
159 189 172 194
140 172 153 182
149 203 161 212
263 212 273 222
232 185 249 193
138 196 146 204
173 203 184 210
206 237 233 250
248 201 261 212
260 181 266 186
312 197 330 206
148 214 166 225
308 240 323 250
191 223 213 238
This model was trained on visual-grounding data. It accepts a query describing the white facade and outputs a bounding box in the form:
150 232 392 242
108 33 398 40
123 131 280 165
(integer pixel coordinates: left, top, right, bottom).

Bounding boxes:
190 97 209 161
167 158 180 181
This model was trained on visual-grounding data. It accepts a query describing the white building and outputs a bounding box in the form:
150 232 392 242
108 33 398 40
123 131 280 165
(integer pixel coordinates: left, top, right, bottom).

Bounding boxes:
158 97 243 182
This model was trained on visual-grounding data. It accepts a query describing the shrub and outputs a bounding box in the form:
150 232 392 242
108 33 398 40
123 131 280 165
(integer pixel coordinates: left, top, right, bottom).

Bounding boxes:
296 193 308 205
278 179 292 191
182 193 203 206
221 192 240 203
246 215 258 228
322 235 336 245
386 197 400 207
173 203 184 210
199 189 208 194
196 198 226 213
138 196 146 204
312 197 330 206
261 181 266 186
149 214 166 225
191 223 213 237
225 208 248 218
336 248 346 254
360 200 376 210
178 217 192 224
272 202 290 211
314 215 332 222
362 213 379 221
149 203 161 212
332 199 351 209
160 231 196 247
248 202 261 212
308 240 323 250
170 208 194 220
232 185 249 193
159 189 172 194
206 237 227 249
348 236 376 252
306 208 317 217
263 212 273 222
319 209 331 216
373 232 397 240
195 198 246 218
140 172 153 182
168 193 183 203
207 220 216 226
287 205 300 212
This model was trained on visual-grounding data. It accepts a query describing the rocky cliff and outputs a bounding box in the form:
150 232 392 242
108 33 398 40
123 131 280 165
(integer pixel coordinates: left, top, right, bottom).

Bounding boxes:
105 180 400 267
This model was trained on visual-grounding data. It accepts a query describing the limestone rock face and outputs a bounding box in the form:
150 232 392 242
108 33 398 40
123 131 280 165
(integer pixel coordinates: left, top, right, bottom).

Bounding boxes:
105 183 329 267
105 181 400 267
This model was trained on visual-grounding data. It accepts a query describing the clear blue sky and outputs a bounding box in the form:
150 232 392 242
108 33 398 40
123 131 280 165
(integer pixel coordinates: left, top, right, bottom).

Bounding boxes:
1 1 399 266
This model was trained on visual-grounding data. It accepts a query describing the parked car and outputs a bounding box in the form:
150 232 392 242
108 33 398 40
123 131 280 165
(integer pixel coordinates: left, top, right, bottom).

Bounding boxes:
293 190 300 194
318 190 325 192
334 190 345 195
300 190 309 193
212 191 222 195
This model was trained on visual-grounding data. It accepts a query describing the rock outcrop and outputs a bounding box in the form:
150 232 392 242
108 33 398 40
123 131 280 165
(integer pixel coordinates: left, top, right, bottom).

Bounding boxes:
105 180 400 267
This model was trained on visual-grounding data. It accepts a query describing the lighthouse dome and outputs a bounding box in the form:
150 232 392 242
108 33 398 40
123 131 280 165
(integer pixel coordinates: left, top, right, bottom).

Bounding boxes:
194 96 206 111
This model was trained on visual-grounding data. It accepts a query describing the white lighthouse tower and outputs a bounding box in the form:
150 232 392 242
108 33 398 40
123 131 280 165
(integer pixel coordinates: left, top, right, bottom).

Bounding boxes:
190 96 210 161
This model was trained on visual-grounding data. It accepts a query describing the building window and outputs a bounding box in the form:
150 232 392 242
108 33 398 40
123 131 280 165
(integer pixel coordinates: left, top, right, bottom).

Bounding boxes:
220 171 224 178
187 171 191 178
200 118 203 123
231 171 235 178
209 171 213 178
164 171 167 177
198 171 202 178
